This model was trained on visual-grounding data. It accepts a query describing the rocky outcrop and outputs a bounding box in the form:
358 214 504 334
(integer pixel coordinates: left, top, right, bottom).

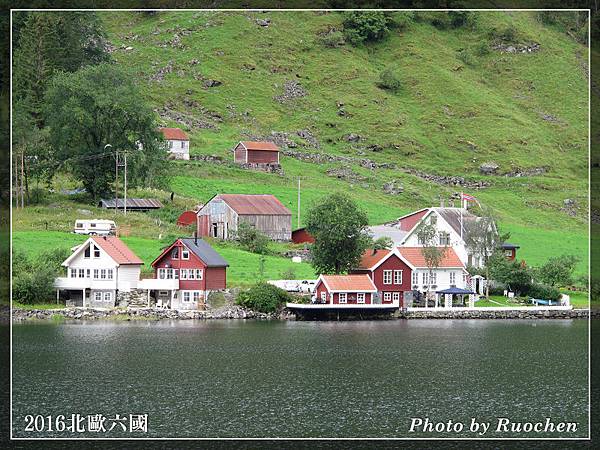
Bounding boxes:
382 180 404 195
479 162 499 175
282 149 397 170
274 80 307 103
493 42 540 53
400 168 491 189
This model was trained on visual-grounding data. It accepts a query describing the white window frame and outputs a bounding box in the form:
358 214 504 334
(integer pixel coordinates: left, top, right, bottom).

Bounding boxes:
338 293 347 304
158 268 166 279
70 268 77 278
103 292 112 302
449 272 456 285
107 269 113 280
383 270 392 285
84 246 90 258
93 245 100 258
393 270 402 285
196 269 203 280
93 269 99 280
166 269 173 280
439 232 450 246
78 269 85 278
183 291 191 302
392 292 400 303
86 269 91 278
193 291 200 303
357 293 365 304
431 272 437 285
171 248 179 260
182 249 190 260
101 269 107 280
320 291 326 302
181 269 188 280
412 272 418 286
383 292 391 302
94 292 102 302
422 272 429 285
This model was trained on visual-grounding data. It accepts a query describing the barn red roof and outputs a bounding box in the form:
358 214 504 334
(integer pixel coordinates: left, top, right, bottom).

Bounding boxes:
159 127 189 141
176 210 197 227
92 236 143 265
356 249 392 270
217 194 291 215
240 141 279 152
398 247 464 268
321 274 377 292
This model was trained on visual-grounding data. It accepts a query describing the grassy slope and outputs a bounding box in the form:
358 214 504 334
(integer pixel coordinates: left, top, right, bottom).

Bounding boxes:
96 11 588 275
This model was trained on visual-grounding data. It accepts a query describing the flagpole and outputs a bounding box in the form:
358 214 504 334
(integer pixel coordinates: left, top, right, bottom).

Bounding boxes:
460 192 463 241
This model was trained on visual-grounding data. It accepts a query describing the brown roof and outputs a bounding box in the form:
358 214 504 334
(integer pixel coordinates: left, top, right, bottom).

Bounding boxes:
239 141 279 152
321 274 377 292
398 247 464 268
217 194 291 215
160 127 189 140
356 249 391 270
92 236 143 265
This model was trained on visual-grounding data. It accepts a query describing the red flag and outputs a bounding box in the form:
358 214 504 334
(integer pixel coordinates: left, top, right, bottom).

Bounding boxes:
461 193 476 201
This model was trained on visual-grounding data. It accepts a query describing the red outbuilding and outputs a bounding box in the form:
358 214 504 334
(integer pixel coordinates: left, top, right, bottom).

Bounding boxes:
314 274 378 305
233 141 280 165
176 210 197 227
291 227 315 244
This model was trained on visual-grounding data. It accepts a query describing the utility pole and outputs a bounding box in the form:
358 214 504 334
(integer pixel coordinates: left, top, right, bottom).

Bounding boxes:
123 151 127 215
20 150 24 208
14 151 18 209
297 176 301 228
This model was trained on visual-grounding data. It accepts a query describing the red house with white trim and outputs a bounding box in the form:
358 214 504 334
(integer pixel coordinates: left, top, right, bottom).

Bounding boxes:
233 141 280 165
314 274 378 305
139 237 228 310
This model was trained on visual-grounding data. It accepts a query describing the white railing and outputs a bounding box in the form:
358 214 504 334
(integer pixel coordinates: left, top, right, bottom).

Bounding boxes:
54 278 117 290
138 278 180 290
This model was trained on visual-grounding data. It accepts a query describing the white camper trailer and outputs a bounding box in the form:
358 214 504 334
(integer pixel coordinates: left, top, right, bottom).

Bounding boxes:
73 219 116 236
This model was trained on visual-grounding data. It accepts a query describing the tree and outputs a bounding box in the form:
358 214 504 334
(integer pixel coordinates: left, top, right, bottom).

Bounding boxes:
342 11 391 46
236 221 269 255
463 206 506 297
236 282 291 313
416 219 448 305
537 255 579 287
488 252 532 297
44 63 169 200
378 67 401 92
372 236 394 250
306 193 370 274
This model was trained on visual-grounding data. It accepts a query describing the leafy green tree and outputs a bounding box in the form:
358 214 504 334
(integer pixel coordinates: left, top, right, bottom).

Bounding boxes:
342 11 391 46
236 282 291 313
416 220 448 302
44 63 169 200
306 193 370 274
12 247 70 304
488 252 532 297
372 236 394 250
235 221 270 254
536 255 579 287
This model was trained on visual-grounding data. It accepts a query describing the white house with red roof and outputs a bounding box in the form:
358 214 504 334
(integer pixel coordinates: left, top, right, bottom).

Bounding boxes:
54 236 143 308
159 127 190 160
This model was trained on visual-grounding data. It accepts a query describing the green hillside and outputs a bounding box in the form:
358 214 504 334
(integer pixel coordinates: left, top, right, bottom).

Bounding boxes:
95 10 588 274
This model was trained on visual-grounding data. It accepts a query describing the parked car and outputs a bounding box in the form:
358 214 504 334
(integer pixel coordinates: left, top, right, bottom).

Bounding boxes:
74 219 116 236
299 280 316 293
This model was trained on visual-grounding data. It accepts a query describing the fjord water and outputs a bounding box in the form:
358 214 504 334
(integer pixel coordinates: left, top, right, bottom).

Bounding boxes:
12 319 588 438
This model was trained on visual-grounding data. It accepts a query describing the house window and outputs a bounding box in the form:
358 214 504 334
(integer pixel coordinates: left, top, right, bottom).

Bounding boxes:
94 269 99 279
193 291 200 303
94 292 102 302
183 291 191 302
86 269 91 278
158 290 169 296
196 269 203 280
182 249 190 260
383 270 392 285
357 293 365 304
174 269 179 280
393 292 400 303
181 141 185 149
84 246 90 258
431 272 437 285
78 269 85 278
181 269 188 280
430 215 437 225
70 268 77 278
439 232 450 246
93 245 100 258
422 272 429 285
412 272 418 286
320 291 326 302
166 269 173 280
504 250 513 257
187 269 195 280
450 272 456 285
107 269 113 280
104 292 112 302
383 292 391 302
171 248 179 259
169 141 173 149
101 269 107 280
339 293 347 304
394 270 403 285
418 235 427 245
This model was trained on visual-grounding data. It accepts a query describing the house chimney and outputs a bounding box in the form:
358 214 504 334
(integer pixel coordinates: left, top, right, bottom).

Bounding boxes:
194 230 198 245
371 249 377 256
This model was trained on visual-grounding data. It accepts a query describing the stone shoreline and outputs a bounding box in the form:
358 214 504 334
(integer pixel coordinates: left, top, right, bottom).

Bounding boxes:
10 306 592 322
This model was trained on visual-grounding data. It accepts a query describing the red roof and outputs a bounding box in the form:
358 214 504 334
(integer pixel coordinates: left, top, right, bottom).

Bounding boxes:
398 247 464 268
176 210 197 227
217 194 291 215
240 141 279 152
159 127 189 141
92 236 143 265
357 249 391 270
321 274 377 292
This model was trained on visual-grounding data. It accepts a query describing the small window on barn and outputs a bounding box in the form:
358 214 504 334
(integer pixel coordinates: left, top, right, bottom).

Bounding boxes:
182 249 190 260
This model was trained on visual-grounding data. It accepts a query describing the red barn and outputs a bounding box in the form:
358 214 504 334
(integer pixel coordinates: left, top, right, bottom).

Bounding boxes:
314 274 377 305
291 227 315 244
233 141 280 165
143 237 228 310
351 248 413 305
501 243 520 261
176 210 197 227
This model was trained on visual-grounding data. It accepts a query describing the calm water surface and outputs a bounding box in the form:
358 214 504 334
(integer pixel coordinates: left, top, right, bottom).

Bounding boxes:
12 319 588 438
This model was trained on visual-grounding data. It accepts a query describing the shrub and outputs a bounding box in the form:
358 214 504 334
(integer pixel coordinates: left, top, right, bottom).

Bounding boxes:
528 283 561 301
474 41 490 56
235 221 270 254
342 11 391 46
378 67 401 92
13 267 57 304
448 11 477 29
489 24 518 42
389 12 414 31
318 31 345 48
236 282 291 313
537 255 579 287
457 49 475 66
